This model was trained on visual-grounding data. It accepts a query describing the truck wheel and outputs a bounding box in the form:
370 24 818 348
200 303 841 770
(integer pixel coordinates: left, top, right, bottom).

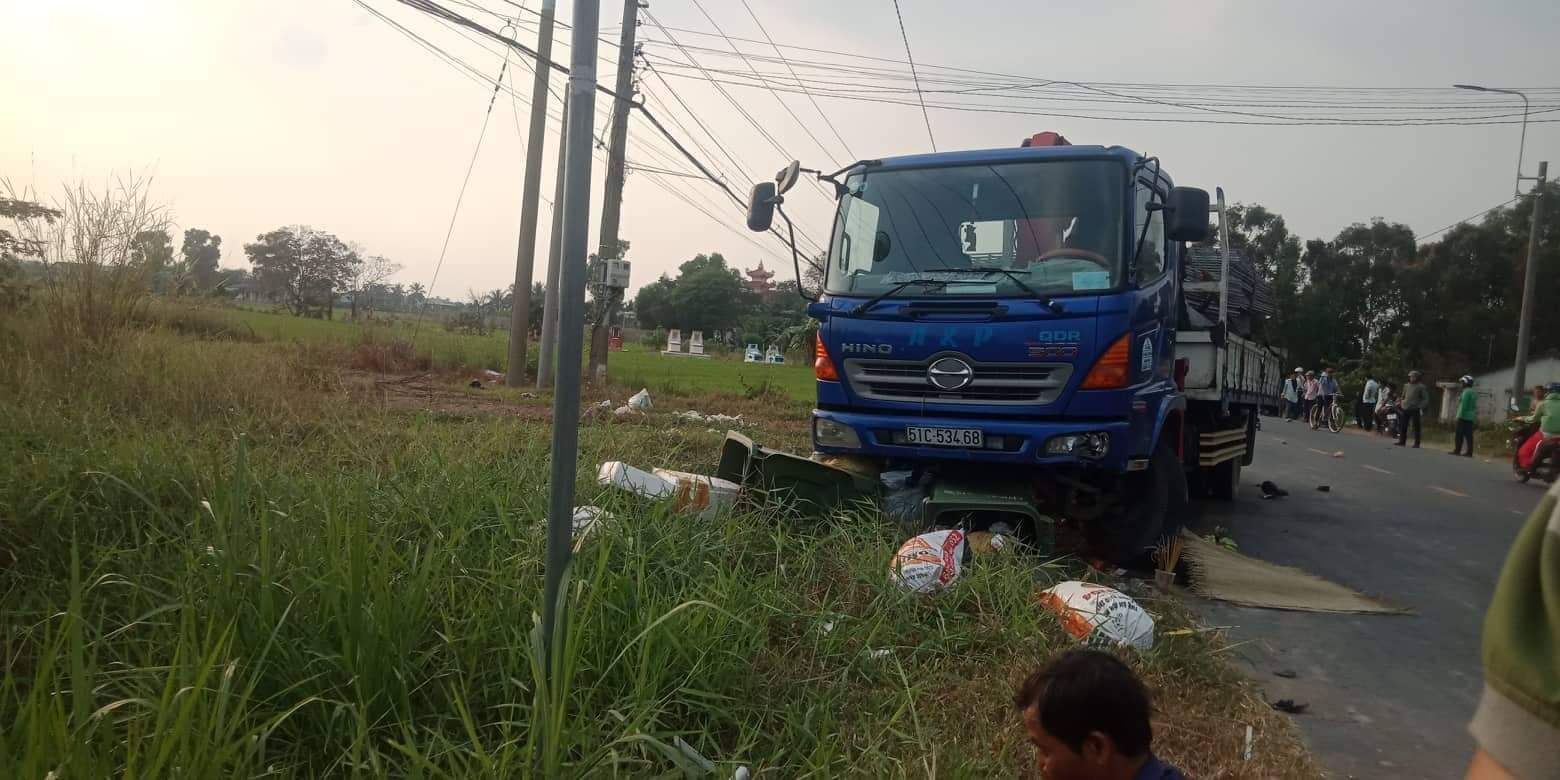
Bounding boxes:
1086 445 1181 563
1210 458 1240 500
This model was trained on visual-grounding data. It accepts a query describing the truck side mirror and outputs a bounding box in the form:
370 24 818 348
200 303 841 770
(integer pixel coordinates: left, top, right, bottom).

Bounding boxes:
1165 186 1211 242
775 160 802 194
747 181 777 232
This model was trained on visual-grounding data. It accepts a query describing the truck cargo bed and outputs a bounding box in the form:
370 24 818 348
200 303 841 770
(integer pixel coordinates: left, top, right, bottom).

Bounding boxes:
1175 329 1282 408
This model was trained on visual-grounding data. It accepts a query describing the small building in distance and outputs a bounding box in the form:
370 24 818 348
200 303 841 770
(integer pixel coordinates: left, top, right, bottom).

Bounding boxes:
1466 355 1560 418
744 261 775 295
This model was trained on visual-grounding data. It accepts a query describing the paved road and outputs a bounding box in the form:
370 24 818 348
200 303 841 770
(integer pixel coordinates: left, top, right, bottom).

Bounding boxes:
1191 417 1546 779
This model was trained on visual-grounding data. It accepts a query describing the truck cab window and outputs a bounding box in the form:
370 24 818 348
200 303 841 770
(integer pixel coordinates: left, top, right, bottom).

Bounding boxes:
1134 180 1165 286
826 160 1125 297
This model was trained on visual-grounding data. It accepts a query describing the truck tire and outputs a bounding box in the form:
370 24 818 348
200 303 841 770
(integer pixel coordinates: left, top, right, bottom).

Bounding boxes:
1087 444 1183 563
1210 457 1240 500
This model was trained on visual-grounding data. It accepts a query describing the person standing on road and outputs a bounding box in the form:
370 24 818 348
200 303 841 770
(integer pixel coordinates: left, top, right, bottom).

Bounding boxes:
1397 370 1428 448
1451 375 1478 457
1283 368 1303 420
1375 382 1397 436
1315 367 1340 427
1302 370 1320 423
1359 374 1380 431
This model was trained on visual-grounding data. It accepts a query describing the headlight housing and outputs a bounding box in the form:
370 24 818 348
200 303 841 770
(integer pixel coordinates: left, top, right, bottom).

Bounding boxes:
1044 432 1110 459
814 417 861 449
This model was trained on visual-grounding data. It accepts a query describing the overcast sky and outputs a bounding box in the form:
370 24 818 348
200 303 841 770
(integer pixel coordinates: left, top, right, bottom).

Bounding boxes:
4 0 1558 298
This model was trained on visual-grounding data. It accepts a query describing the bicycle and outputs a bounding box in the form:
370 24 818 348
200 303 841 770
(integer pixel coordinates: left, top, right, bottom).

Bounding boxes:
1310 395 1343 433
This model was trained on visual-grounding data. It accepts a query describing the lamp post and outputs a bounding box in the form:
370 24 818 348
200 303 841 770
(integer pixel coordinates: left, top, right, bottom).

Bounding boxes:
1454 84 1530 197
1454 83 1548 411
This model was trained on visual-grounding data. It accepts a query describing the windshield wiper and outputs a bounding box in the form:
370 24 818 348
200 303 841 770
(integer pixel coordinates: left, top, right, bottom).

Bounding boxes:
926 267 1065 314
850 278 948 316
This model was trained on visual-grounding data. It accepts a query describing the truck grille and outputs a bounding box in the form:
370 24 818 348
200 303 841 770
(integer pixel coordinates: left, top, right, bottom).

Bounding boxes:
844 357 1073 405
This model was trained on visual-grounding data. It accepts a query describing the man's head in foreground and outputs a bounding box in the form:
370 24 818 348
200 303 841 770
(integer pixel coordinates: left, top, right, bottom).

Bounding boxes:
1014 649 1157 780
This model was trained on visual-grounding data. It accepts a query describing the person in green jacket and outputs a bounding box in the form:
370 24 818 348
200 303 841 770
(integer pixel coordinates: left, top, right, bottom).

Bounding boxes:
1464 478 1560 779
1451 375 1478 457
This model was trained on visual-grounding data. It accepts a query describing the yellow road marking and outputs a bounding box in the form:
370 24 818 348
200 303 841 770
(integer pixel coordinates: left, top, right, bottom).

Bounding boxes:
1362 464 1393 475
1430 486 1468 498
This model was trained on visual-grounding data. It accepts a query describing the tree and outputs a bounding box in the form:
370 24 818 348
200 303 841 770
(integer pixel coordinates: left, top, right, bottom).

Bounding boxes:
668 252 745 334
529 281 545 335
345 253 402 320
407 282 427 309
1 191 62 310
244 226 360 318
632 274 676 330
181 228 222 290
7 175 170 343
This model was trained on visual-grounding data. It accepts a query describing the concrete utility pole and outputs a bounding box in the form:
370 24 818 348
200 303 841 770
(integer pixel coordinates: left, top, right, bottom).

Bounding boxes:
541 0 600 667
536 91 569 390
1513 160 1547 410
586 0 642 384
505 0 558 387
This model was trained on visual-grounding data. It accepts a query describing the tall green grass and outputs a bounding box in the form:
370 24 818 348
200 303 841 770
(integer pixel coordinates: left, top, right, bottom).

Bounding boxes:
0 309 1317 778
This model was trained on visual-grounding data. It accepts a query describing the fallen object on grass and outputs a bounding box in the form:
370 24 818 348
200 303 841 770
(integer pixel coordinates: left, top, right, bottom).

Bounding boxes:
1271 698 1309 715
469 380 484 389
1037 581 1155 651
594 461 740 519
653 468 741 518
570 506 612 542
890 529 968 594
716 431 875 514
1181 531 1409 614
676 410 747 425
598 461 674 499
965 531 1011 556
628 388 653 411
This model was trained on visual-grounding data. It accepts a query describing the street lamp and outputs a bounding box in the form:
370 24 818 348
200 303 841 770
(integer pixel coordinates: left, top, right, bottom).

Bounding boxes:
1454 83 1548 411
1453 84 1531 197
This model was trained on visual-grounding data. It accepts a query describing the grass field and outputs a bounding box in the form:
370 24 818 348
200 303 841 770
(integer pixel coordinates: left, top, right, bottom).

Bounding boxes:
0 301 1317 777
184 304 817 402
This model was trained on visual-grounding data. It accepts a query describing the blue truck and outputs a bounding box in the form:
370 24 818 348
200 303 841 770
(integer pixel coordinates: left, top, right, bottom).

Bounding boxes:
745 132 1281 562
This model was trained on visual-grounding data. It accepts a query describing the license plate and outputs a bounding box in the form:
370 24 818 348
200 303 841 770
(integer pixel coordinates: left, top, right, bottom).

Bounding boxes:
905 426 983 448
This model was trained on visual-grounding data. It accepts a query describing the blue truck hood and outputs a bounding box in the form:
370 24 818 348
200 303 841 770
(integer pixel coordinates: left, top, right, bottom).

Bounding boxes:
816 294 1133 417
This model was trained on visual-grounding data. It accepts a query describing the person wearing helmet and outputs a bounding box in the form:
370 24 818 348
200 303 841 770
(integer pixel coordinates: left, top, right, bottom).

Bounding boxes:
1397 370 1428 448
1282 368 1304 420
1451 375 1478 457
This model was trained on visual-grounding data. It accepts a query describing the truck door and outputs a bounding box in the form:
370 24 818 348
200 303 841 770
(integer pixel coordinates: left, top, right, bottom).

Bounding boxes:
1127 175 1176 455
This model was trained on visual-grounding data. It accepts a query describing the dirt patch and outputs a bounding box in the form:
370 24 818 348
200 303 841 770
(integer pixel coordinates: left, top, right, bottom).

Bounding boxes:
341 370 554 419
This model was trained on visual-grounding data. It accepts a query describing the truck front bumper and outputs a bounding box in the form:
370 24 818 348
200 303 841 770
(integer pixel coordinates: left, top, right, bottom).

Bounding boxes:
811 409 1133 470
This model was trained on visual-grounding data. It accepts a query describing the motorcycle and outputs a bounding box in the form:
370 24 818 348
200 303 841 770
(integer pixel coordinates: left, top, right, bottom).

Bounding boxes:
1508 418 1560 484
1377 400 1402 439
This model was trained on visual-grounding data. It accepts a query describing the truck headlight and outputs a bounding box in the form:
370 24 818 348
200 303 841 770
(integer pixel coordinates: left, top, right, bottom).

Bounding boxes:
1044 432 1110 459
814 418 861 449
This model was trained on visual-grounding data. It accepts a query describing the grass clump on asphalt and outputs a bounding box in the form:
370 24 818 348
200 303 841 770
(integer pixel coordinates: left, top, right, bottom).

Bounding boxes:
0 303 1318 777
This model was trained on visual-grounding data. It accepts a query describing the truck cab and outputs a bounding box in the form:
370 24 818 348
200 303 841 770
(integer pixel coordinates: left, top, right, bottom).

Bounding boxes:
746 134 1222 560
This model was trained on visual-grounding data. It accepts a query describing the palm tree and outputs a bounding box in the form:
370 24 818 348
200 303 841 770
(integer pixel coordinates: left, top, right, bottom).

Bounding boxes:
407 283 427 308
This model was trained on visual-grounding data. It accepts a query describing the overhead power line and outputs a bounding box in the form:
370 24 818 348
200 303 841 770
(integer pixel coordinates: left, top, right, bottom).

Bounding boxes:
739 0 855 161
889 0 936 151
1416 195 1524 243
688 0 842 168
364 0 826 263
